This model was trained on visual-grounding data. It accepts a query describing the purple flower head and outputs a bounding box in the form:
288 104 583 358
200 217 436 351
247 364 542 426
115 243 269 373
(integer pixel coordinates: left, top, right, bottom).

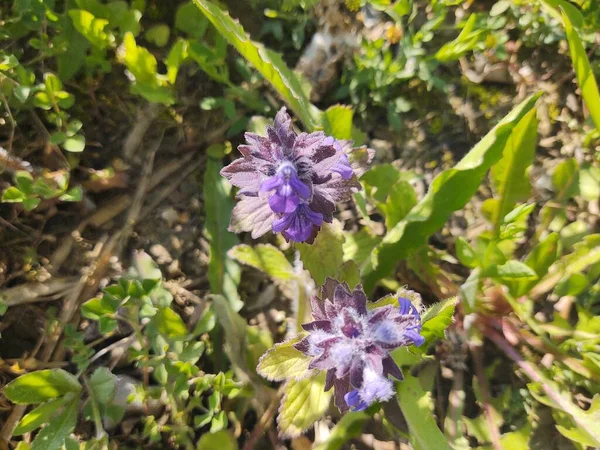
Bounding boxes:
220 108 373 243
294 279 424 412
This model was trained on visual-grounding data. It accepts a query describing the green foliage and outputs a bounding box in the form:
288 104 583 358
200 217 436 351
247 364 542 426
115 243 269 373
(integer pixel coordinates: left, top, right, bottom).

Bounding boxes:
4 369 81 404
278 372 333 438
362 93 541 292
561 9 600 131
192 0 321 130
396 374 452 450
298 221 344 286
204 150 242 311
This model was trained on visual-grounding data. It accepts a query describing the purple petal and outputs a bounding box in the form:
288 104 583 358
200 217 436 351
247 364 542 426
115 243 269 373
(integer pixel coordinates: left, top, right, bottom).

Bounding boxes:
333 376 352 413
349 359 364 388
279 204 323 243
325 369 336 391
268 190 300 213
382 355 404 381
301 320 333 333
344 389 368 411
321 278 340 302
406 329 425 347
310 295 327 320
340 309 362 338
228 195 275 239
332 153 354 180
357 370 394 405
293 337 311 354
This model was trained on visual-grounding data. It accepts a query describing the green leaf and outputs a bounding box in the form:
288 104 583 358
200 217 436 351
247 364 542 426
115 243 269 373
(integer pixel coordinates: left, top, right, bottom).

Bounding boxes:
579 163 600 201
204 156 242 311
362 93 542 292
338 260 361 289
151 307 188 339
210 294 256 383
554 272 588 296
298 221 344 286
14 397 67 435
541 0 585 30
33 92 52 110
322 105 353 140
120 32 158 85
277 371 333 438
561 9 600 131
59 186 83 202
510 232 560 296
435 14 485 62
23 197 42 211
455 237 478 268
81 295 119 321
382 180 417 229
396 374 452 450
419 297 457 348
1 187 27 203
89 367 116 405
552 158 580 201
313 411 369 450
175 1 209 39
69 9 113 49
257 335 313 381
490 260 538 281
145 24 170 48
165 39 187 84
489 108 537 231
30 396 79 450
343 228 381 270
196 430 238 450
62 135 85 153
3 369 81 404
192 0 320 130
50 132 67 145
228 244 295 282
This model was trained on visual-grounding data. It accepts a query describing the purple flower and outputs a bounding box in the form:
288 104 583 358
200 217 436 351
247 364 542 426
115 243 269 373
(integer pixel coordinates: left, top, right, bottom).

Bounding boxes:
220 108 373 243
294 279 424 412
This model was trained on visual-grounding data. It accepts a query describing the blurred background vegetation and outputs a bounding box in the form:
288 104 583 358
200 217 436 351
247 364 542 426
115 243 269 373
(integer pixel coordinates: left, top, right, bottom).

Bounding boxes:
0 0 599 449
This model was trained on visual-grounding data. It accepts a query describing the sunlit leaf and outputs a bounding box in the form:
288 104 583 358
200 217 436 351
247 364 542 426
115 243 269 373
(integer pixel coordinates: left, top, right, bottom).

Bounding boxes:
298 221 344 286
257 335 313 381
277 372 333 438
192 0 321 129
561 9 600 131
4 369 81 404
363 93 541 292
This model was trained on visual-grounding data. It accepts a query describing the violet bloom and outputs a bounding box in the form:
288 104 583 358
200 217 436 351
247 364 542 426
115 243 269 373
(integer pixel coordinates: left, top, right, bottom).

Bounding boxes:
295 278 424 412
220 108 373 243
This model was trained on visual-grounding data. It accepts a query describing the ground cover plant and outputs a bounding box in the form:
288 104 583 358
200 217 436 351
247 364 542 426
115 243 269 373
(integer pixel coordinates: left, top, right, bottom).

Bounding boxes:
1 0 599 449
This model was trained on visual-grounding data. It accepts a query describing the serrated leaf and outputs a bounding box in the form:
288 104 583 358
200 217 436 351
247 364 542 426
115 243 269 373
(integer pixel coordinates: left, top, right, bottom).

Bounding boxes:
362 93 541 292
298 221 344 286
30 396 79 450
228 244 295 282
14 397 67 435
204 156 242 311
561 10 600 131
192 0 320 130
419 297 457 348
277 372 333 438
489 108 537 231
257 335 313 381
396 374 452 450
4 369 81 404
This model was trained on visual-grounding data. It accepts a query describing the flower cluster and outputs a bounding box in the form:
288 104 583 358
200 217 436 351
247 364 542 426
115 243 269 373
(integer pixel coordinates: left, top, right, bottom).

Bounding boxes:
220 108 372 243
295 279 424 412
